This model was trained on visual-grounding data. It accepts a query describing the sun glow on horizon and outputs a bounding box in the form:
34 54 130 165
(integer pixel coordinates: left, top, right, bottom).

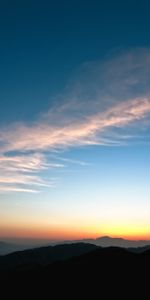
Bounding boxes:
0 222 150 241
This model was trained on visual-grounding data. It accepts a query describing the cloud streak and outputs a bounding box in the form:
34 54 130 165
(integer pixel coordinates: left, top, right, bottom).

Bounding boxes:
0 153 59 193
0 186 39 193
0 97 150 153
1 48 150 193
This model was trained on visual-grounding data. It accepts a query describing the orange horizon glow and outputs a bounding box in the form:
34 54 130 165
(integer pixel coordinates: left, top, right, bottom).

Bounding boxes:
0 225 150 241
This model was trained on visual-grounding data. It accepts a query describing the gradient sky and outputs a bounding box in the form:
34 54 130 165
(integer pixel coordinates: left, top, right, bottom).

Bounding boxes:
0 0 150 241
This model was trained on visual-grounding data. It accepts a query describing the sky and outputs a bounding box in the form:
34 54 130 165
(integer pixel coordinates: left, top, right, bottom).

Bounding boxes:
0 0 150 241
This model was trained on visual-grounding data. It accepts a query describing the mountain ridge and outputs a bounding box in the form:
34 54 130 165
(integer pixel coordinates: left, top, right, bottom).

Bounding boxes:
0 242 150 296
69 235 150 248
0 243 98 270
1 235 150 256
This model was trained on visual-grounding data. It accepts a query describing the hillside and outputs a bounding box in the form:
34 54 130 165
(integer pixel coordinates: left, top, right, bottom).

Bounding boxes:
0 243 150 296
0 243 97 270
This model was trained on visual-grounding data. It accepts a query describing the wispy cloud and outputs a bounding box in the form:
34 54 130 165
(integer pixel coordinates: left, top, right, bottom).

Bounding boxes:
1 97 150 152
0 153 59 193
54 156 91 166
0 186 39 193
0 154 64 172
1 48 150 193
0 153 48 172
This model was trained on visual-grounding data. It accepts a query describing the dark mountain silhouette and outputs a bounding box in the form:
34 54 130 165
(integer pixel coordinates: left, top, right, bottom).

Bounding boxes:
0 243 97 270
1 235 150 255
128 245 150 253
0 244 150 297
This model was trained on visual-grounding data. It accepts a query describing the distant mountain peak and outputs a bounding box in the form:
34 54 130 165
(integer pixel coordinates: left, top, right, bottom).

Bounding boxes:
80 235 150 248
97 236 112 240
96 236 124 241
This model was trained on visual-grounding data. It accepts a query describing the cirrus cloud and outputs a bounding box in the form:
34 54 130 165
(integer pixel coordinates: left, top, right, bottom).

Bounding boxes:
1 48 150 193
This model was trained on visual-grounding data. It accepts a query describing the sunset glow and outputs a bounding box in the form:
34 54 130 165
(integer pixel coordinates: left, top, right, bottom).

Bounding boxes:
0 0 150 243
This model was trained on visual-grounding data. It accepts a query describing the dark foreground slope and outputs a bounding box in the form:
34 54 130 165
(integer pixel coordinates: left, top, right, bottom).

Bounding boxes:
0 242 97 270
0 244 150 297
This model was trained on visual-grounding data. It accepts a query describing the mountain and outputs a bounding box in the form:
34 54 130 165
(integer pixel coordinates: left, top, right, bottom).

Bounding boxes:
128 245 150 253
0 244 150 297
0 239 56 255
78 235 150 248
0 243 97 270
1 235 149 256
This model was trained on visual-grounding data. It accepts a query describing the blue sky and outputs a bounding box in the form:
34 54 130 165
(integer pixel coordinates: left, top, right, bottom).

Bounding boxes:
0 0 150 239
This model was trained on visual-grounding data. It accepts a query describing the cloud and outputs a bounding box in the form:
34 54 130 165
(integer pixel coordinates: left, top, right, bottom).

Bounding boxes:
54 156 91 166
0 153 59 193
1 48 150 193
0 186 39 193
0 153 48 172
0 154 64 172
0 97 150 153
